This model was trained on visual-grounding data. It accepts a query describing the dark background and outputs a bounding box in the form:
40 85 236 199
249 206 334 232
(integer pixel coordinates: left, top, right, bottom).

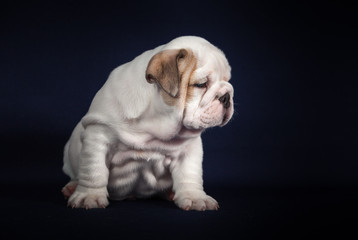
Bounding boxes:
1 0 357 239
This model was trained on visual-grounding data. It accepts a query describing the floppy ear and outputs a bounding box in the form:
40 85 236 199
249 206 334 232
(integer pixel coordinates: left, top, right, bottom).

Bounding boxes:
146 49 188 98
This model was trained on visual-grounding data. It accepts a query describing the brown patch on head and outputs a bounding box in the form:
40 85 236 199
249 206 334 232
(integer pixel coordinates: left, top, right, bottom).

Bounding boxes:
183 74 197 106
146 48 196 106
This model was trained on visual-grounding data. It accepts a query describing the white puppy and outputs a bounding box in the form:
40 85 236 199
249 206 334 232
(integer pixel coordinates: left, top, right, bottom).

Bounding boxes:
62 36 234 211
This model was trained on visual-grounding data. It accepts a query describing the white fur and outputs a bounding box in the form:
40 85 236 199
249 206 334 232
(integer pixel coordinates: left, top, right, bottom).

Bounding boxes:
63 36 234 211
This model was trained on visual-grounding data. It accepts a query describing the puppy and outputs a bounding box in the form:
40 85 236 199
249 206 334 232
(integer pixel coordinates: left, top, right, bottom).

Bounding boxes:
62 36 234 211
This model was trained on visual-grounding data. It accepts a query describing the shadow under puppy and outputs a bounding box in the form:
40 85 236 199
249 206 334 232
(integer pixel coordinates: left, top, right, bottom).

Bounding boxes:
62 36 234 211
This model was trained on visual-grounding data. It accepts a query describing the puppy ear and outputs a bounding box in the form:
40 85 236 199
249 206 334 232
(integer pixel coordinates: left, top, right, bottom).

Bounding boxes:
146 49 188 98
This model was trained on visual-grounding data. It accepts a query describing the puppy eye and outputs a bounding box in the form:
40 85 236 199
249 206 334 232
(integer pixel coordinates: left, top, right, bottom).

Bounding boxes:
193 82 207 88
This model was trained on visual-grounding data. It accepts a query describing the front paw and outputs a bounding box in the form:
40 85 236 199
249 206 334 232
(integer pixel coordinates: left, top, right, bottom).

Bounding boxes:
174 191 219 211
68 185 109 209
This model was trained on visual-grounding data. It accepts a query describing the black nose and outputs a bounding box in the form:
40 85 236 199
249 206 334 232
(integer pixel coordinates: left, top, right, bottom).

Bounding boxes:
219 92 231 109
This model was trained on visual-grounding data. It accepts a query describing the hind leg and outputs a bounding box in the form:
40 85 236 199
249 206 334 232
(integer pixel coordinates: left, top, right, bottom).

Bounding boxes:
62 180 78 199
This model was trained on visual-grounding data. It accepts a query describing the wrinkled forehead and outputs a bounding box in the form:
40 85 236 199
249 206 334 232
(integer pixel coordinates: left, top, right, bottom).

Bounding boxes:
192 47 231 82
163 37 231 82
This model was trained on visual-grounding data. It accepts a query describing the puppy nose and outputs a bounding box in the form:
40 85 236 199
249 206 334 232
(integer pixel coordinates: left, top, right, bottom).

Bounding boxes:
219 92 231 109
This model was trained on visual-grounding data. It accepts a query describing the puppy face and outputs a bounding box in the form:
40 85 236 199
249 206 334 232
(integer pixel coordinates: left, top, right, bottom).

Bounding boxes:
146 46 233 130
183 49 233 129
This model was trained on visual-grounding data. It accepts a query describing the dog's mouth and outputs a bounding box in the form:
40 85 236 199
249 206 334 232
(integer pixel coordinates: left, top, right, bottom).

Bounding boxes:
220 105 233 127
222 113 229 125
183 97 233 129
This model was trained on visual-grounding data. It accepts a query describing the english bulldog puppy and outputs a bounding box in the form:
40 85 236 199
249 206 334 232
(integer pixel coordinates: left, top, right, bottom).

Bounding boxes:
62 36 234 211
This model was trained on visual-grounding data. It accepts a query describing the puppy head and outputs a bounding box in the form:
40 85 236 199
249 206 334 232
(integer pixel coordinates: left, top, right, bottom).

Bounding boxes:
146 37 234 130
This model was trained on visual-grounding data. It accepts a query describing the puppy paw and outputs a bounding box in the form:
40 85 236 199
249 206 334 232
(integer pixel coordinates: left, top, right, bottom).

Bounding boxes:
67 185 109 209
62 180 78 199
174 191 219 211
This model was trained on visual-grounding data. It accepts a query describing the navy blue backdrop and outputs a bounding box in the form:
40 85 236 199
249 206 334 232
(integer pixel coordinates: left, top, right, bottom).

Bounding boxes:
0 0 357 239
